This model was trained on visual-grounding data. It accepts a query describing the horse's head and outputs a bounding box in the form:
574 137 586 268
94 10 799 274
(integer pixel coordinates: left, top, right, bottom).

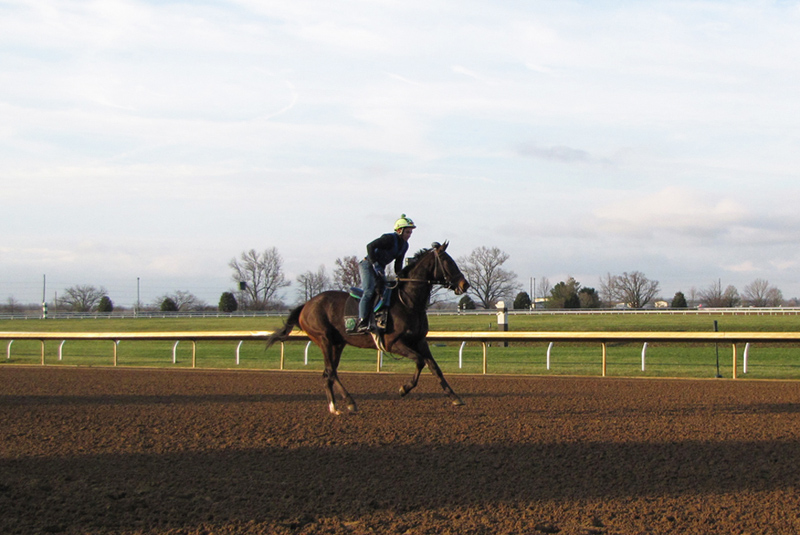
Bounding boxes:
405 241 470 295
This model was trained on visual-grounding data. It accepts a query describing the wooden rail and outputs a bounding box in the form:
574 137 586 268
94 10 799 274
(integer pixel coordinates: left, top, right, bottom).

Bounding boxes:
4 330 800 378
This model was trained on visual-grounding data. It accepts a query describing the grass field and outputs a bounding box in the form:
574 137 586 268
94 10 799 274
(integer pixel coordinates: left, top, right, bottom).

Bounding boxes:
1 313 800 379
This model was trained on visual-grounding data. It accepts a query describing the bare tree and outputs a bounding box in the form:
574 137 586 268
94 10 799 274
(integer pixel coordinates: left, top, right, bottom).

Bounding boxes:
698 281 740 307
4 297 22 313
332 255 361 290
296 265 331 302
457 246 520 308
59 285 108 312
152 290 206 311
536 276 552 301
742 279 783 307
229 248 290 310
600 271 660 308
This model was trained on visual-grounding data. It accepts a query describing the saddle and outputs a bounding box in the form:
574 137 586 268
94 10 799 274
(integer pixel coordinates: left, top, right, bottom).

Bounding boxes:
344 286 392 334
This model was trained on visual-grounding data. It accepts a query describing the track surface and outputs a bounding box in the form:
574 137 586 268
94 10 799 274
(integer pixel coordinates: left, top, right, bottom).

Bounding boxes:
2 366 800 534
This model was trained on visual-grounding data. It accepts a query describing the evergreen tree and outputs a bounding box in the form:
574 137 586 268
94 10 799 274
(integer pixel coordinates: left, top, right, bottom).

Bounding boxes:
160 297 178 312
97 296 114 313
459 295 476 310
513 291 532 310
219 292 238 313
671 291 688 308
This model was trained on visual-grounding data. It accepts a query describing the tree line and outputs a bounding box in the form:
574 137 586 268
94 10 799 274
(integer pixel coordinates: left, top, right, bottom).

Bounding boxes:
7 245 792 313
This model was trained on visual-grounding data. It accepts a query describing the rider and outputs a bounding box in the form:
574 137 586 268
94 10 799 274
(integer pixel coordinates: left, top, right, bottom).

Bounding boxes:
356 214 416 332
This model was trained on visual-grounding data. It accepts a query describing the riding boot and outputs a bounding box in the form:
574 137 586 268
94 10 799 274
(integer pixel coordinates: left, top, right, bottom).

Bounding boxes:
355 317 370 333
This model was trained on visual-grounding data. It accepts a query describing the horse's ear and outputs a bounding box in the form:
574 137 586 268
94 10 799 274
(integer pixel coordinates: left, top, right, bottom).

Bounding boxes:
440 241 449 252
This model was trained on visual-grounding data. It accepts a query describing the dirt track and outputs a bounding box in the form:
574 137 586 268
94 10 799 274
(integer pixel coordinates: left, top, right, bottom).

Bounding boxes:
2 366 800 534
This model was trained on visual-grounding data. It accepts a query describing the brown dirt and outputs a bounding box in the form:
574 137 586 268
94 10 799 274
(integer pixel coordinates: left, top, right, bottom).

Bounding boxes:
2 366 800 534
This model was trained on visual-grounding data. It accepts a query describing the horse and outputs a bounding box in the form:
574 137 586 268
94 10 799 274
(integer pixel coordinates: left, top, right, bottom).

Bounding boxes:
265 241 470 415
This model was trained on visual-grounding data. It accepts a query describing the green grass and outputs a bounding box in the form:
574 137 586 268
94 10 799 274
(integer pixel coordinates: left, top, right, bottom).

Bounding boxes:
1 314 799 379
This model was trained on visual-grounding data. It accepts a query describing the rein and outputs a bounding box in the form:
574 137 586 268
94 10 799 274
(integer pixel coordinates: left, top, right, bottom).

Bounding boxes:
393 249 458 310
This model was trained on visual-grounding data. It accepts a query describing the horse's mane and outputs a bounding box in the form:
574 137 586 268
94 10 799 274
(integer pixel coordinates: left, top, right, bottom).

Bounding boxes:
400 248 433 277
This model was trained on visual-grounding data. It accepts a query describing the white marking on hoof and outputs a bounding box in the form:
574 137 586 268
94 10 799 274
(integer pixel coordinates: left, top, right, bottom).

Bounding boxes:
329 401 340 415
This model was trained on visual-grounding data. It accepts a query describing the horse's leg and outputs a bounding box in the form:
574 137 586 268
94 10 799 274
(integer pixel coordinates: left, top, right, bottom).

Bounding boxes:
322 367 340 415
399 358 425 398
327 344 357 413
315 337 347 415
423 353 465 406
394 339 464 406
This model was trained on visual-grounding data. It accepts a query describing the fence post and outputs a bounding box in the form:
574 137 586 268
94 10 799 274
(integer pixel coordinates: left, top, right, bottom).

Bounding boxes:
732 343 737 379
601 342 607 377
547 342 553 370
172 341 179 363
743 342 751 374
236 340 243 365
641 342 648 371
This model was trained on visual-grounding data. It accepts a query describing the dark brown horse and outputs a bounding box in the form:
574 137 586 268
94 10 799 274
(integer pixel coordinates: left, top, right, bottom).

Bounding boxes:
265 242 470 414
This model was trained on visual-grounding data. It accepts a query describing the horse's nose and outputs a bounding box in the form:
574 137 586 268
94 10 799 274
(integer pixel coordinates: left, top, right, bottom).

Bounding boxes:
456 279 470 295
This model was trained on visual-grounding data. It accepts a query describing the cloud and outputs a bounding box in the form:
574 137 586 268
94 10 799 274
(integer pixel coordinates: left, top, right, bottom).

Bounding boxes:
589 188 750 240
517 143 601 164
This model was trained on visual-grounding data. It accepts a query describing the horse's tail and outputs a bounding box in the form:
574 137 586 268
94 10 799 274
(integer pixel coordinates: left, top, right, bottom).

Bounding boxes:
265 304 304 350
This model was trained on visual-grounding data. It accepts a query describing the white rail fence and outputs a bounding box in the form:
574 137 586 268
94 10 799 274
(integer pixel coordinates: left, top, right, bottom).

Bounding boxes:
3 330 800 378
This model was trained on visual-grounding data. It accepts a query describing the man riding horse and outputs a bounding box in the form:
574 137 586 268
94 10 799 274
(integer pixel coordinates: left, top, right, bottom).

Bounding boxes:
356 214 416 333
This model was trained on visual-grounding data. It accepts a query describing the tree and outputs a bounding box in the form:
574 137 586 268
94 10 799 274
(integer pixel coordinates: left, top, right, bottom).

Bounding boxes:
513 291 532 310
153 290 206 311
218 292 238 313
296 265 331 302
60 285 108 312
5 297 22 313
458 295 476 310
535 276 552 301
600 271 660 309
457 246 520 308
97 296 114 312
578 287 601 308
699 281 740 307
333 256 361 290
160 297 178 312
671 291 688 308
229 248 290 310
548 277 581 309
743 279 783 307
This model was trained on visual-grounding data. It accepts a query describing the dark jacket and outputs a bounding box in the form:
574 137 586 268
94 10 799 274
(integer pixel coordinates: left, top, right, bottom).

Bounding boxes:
366 232 408 274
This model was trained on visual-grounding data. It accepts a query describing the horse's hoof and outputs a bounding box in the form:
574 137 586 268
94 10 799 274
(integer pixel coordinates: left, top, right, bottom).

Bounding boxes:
347 404 358 413
328 401 342 415
399 386 408 397
451 397 465 406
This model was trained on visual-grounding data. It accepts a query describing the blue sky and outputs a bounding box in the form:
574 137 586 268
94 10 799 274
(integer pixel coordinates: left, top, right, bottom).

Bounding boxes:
3 0 800 307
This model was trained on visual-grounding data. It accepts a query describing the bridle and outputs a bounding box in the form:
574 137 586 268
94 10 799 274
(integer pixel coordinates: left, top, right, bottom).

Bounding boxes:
394 246 460 291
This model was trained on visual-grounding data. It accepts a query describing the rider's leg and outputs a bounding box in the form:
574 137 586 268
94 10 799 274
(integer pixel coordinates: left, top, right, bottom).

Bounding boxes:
357 259 375 330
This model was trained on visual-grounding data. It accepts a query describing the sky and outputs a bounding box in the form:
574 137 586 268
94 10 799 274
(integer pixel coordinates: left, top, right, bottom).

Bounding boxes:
3 0 800 308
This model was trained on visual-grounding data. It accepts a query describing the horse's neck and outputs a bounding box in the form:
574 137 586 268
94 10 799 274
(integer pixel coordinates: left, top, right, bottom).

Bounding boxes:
397 266 433 309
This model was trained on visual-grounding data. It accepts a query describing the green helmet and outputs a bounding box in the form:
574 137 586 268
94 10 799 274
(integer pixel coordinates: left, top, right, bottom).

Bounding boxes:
394 214 416 231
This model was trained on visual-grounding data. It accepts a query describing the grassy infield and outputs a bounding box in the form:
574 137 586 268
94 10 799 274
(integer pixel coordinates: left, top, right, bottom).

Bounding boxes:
1 313 800 379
